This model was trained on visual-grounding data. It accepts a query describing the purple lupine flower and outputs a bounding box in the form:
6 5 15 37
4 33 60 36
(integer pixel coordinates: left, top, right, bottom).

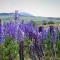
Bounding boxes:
0 19 4 44
28 26 37 41
14 22 18 41
37 32 44 56
24 24 29 37
49 26 54 43
19 41 24 60
29 26 44 60
8 21 16 40
38 26 44 32
17 27 25 41
37 32 43 43
24 21 35 39
34 26 45 59
19 23 25 32
3 21 16 42
17 26 25 60
49 25 57 57
4 22 10 36
49 25 54 33
28 29 39 59
45 27 49 39
38 26 45 43
52 28 57 44
27 21 34 32
14 10 19 20
0 19 2 44
3 22 12 36
42 28 49 40
49 25 57 44
29 32 32 40
29 43 36 60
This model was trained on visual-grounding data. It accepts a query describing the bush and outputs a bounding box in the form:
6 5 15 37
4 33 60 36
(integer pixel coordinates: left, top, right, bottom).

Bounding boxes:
48 21 55 24
2 36 18 60
0 44 4 60
42 20 47 25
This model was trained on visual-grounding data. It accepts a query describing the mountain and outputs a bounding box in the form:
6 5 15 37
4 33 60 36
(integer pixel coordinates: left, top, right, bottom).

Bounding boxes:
19 12 33 16
0 12 60 22
0 13 14 16
0 12 33 17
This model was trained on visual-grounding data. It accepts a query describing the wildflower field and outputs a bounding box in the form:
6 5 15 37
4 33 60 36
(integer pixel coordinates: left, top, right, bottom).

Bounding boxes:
0 11 60 60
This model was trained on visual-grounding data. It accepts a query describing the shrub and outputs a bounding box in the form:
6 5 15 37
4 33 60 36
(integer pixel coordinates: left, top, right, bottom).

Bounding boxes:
2 36 18 60
48 21 55 24
42 20 47 25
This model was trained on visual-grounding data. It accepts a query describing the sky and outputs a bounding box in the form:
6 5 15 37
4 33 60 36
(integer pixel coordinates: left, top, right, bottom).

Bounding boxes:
0 0 60 17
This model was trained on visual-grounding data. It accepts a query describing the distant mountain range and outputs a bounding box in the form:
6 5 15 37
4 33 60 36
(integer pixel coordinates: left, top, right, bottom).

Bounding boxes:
0 12 60 22
0 12 33 16
19 12 33 16
0 13 12 15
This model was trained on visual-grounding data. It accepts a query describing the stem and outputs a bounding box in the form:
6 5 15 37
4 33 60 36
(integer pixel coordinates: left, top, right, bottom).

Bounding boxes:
19 41 24 60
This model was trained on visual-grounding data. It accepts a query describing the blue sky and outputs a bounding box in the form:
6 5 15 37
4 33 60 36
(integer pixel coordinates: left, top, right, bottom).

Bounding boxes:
0 0 60 17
